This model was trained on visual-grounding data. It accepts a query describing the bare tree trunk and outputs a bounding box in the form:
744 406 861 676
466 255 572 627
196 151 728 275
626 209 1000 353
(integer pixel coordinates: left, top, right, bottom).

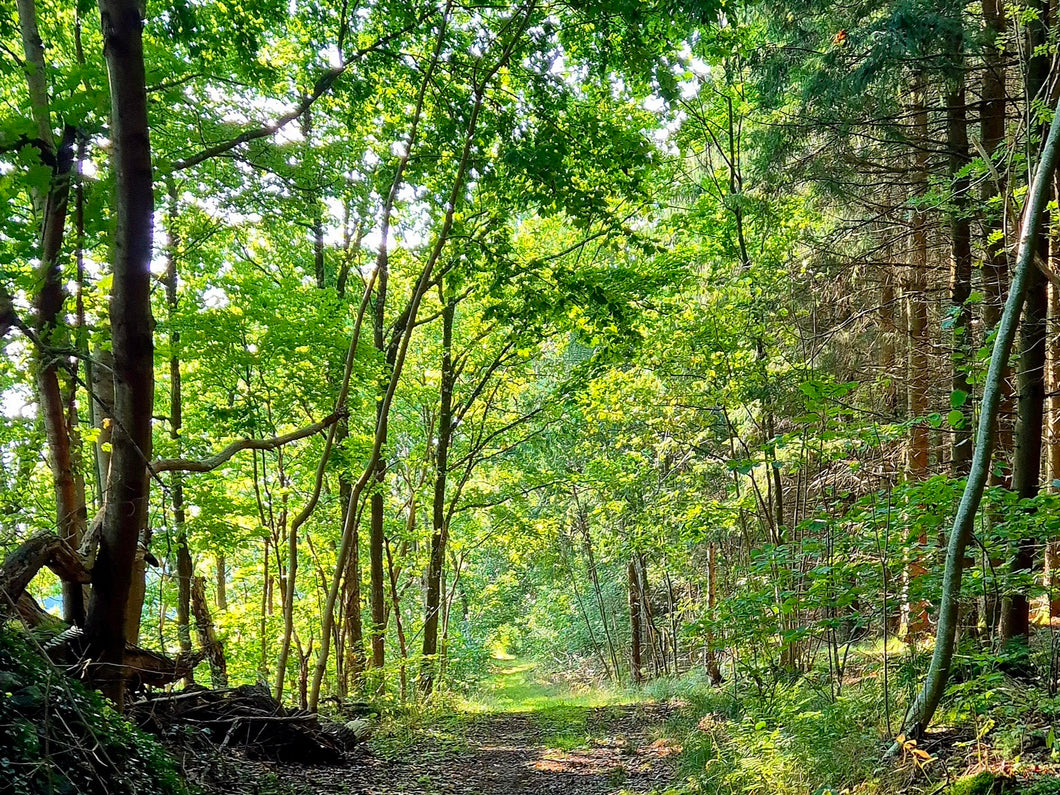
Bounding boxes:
980 0 1011 636
369 465 386 674
901 73 931 640
628 558 643 683
215 553 227 610
947 36 973 475
341 474 366 692
421 289 455 695
191 575 228 688
170 182 193 654
1002 0 1050 643
1047 211 1060 616
897 76 1060 745
16 0 87 627
83 0 155 708
369 240 390 676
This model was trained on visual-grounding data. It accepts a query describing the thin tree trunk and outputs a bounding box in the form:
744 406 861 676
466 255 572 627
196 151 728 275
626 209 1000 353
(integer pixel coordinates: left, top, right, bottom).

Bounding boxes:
421 289 455 695
163 182 192 654
16 0 86 627
1047 209 1060 617
947 37 973 475
215 553 227 610
1001 0 1050 642
385 540 408 702
628 558 643 683
369 464 386 673
980 0 1011 635
902 73 931 639
341 474 366 692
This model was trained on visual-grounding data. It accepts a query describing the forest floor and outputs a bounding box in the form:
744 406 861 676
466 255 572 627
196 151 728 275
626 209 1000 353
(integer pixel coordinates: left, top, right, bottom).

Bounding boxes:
244 658 685 795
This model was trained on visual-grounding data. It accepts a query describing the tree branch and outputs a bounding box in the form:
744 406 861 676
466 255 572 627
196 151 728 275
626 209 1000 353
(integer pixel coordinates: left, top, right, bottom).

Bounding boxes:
151 409 344 474
170 15 428 172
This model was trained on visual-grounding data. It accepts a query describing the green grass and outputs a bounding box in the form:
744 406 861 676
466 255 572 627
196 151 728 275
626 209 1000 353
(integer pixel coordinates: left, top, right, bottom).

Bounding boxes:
459 655 634 713
372 656 658 759
460 656 643 750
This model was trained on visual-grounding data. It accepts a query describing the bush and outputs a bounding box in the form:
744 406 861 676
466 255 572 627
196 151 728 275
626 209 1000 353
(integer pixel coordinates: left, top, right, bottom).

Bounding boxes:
677 675 887 795
0 625 188 795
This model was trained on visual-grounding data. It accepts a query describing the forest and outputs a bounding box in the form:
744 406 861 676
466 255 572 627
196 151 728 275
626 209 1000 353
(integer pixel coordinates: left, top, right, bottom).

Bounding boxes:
5 0 1060 793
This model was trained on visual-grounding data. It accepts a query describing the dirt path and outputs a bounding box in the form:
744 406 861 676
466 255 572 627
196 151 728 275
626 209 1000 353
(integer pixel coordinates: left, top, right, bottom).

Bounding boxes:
275 702 682 795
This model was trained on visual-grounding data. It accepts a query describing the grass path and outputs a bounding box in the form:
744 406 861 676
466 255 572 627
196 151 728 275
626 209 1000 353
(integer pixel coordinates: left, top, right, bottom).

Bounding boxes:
461 655 636 713
260 658 686 795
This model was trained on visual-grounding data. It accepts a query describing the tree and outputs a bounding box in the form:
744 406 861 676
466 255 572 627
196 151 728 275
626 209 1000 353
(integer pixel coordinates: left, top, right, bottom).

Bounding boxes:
81 0 155 705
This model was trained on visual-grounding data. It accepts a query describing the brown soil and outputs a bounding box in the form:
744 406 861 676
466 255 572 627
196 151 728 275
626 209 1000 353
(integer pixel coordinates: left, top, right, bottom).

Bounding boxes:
220 702 682 795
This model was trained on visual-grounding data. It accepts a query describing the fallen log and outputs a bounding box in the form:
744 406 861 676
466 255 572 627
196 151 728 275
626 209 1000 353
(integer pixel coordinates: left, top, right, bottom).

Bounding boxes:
10 588 205 689
124 646 207 689
0 532 90 610
130 684 360 763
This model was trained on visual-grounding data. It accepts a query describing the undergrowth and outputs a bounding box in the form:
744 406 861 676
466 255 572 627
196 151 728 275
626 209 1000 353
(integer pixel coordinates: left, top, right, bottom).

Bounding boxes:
0 624 188 795
658 638 1060 795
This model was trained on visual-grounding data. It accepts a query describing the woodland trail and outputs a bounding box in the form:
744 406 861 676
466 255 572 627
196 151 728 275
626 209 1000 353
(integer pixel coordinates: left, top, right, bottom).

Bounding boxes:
261 660 685 795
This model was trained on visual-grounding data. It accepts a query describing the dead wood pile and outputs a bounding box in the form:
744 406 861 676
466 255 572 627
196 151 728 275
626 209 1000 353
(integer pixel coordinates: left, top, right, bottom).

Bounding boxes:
129 684 361 763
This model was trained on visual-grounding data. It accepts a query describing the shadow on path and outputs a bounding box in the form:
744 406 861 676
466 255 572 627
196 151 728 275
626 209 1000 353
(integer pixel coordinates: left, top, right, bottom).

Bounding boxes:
289 702 682 795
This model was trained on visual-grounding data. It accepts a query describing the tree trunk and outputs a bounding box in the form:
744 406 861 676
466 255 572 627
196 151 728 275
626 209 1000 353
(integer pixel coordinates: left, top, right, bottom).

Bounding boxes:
947 38 973 476
421 290 455 695
385 540 408 702
191 575 228 688
980 0 1011 635
1047 202 1060 617
897 78 1060 745
1001 0 1050 643
16 0 86 627
83 0 155 708
627 558 643 683
369 221 390 676
168 184 193 654
901 73 930 639
369 466 386 673
215 553 227 610
341 473 366 692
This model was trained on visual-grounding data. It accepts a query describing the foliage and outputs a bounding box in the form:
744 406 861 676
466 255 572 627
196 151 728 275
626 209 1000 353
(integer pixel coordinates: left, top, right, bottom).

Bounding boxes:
0 626 188 795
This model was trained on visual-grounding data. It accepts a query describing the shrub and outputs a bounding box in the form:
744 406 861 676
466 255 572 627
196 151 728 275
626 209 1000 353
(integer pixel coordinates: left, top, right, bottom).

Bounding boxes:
0 625 188 795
